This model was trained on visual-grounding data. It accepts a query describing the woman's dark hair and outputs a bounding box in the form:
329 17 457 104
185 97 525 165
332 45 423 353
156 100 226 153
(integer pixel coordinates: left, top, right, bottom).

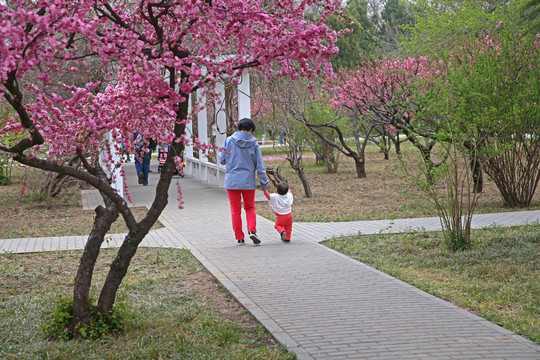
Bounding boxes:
277 182 289 195
238 118 256 132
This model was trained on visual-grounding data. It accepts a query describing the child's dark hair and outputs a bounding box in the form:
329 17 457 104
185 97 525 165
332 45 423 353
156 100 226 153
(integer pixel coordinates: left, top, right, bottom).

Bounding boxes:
277 181 289 195
238 118 256 132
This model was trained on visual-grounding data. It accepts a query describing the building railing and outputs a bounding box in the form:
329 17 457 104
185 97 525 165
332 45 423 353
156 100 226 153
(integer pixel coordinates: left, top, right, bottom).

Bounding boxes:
184 156 225 188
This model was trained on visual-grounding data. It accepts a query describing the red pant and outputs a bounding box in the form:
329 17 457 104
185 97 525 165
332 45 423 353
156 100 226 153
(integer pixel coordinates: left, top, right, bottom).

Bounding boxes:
275 212 293 240
226 189 256 241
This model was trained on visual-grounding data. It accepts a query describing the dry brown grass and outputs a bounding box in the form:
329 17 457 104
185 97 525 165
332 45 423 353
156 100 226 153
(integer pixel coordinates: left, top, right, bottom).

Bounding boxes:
0 167 159 239
257 144 540 222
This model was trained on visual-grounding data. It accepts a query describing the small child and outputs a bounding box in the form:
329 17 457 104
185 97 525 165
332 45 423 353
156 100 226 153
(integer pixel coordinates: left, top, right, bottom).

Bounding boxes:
263 182 294 243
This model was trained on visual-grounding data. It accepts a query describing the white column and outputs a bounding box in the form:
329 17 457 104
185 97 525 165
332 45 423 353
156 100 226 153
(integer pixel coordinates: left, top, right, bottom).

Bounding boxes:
196 87 208 181
110 134 124 199
215 82 227 149
99 132 124 199
196 88 208 163
237 71 251 120
185 95 194 176
215 81 227 187
185 95 194 158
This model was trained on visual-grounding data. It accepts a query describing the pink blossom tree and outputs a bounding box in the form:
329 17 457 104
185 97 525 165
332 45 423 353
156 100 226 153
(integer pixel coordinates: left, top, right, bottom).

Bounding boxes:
0 0 343 335
317 55 440 178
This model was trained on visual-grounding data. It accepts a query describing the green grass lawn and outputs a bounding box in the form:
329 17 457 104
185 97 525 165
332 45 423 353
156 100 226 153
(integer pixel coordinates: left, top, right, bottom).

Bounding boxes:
323 224 540 344
0 248 295 360
2 143 539 356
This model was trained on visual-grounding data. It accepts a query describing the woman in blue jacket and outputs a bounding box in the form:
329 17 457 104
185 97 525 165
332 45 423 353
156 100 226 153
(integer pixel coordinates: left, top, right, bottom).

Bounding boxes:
218 118 269 245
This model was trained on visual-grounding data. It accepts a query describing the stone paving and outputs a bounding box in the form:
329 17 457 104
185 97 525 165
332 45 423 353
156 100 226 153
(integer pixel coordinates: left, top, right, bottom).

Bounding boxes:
1 162 539 359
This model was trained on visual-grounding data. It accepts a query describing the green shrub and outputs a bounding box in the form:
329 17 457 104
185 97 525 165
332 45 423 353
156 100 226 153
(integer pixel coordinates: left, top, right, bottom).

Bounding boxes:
42 296 131 340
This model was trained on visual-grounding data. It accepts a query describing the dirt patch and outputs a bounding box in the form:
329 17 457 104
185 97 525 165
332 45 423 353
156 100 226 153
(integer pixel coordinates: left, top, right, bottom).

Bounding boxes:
258 150 539 222
0 168 161 239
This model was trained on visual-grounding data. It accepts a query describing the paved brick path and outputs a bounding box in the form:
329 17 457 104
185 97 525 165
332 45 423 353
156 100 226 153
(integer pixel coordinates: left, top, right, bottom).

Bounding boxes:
1 162 539 359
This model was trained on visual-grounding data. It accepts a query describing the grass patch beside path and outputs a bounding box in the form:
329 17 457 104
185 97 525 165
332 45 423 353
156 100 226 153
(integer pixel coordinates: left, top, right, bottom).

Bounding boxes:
323 224 540 344
0 167 161 239
258 143 540 222
0 248 295 360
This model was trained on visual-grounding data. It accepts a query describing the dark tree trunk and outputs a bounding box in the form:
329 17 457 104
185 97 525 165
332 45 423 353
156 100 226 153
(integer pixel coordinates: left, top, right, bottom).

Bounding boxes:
291 164 313 198
97 230 145 313
471 157 483 193
353 155 366 178
389 132 401 156
71 198 118 329
324 143 333 173
97 102 187 315
420 147 435 184
380 132 391 160
394 138 401 155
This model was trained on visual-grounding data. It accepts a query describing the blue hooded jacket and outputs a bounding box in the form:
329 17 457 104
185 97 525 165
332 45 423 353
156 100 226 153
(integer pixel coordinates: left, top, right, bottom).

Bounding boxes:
218 131 268 190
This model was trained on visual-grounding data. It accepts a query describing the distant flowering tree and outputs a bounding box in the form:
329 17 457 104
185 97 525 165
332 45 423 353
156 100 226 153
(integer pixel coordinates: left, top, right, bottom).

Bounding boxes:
318 55 441 178
0 0 344 335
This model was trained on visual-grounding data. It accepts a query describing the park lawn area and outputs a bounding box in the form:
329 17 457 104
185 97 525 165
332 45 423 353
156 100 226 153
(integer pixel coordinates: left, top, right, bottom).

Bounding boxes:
323 224 540 344
0 166 161 239
261 142 539 344
0 167 293 359
0 141 539 353
257 142 540 222
0 248 294 360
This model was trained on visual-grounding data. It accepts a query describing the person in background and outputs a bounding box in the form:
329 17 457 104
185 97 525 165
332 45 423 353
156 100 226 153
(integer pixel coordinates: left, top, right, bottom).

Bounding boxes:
218 118 268 245
133 131 153 186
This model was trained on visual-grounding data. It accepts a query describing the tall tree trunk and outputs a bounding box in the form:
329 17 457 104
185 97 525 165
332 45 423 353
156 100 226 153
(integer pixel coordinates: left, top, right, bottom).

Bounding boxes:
71 196 118 330
390 132 401 156
421 148 435 184
97 230 146 313
353 155 366 178
471 157 483 193
292 164 312 198
394 137 401 155
381 132 390 160
97 106 187 315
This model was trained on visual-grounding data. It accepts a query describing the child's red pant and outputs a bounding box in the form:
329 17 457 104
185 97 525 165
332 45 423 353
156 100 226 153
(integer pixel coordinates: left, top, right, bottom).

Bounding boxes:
275 212 293 240
226 189 256 241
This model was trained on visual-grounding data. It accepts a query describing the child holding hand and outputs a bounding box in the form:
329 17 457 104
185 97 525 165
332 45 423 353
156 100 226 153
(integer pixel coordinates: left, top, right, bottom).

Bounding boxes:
263 182 294 243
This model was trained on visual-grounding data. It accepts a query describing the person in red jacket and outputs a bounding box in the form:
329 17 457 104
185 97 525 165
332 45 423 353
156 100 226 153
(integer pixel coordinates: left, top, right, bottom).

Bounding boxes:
263 182 294 243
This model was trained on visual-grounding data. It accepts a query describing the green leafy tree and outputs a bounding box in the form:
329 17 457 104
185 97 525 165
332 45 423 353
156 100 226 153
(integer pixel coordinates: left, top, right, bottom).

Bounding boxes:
328 0 377 69
402 0 501 57
379 0 414 55
520 0 540 32
447 30 539 207
403 0 540 208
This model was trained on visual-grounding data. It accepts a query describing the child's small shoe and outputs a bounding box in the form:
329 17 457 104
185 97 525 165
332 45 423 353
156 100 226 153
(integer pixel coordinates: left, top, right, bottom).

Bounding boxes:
237 239 245 246
280 232 290 242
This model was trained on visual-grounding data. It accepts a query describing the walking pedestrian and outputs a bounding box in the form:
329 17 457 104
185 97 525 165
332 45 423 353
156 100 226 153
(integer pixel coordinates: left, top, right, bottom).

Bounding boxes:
262 182 294 243
218 118 269 245
133 131 153 186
